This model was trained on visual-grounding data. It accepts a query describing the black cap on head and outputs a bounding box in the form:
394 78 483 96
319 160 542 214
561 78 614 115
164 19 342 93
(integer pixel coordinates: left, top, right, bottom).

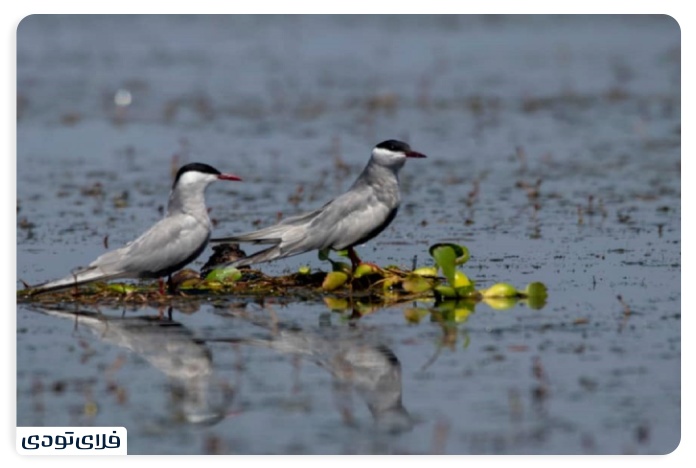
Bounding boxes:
173 162 222 185
375 139 411 153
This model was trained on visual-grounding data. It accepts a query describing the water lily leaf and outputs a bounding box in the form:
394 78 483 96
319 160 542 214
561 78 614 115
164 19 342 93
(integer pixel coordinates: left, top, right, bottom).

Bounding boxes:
482 282 518 298
429 243 470 266
335 249 349 258
402 274 434 293
430 245 457 286
353 263 382 279
205 266 242 283
453 270 473 288
322 271 349 291
524 282 548 298
523 282 548 309
412 266 438 277
454 285 477 298
434 285 458 300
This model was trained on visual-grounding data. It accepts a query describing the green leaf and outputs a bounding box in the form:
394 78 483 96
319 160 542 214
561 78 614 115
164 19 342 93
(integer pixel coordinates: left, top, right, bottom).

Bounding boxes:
205 266 242 283
401 274 434 293
322 271 349 291
453 270 473 288
412 266 438 277
107 283 137 294
429 243 470 266
524 282 548 298
353 263 382 278
454 285 477 298
434 285 458 299
523 282 548 309
430 245 457 286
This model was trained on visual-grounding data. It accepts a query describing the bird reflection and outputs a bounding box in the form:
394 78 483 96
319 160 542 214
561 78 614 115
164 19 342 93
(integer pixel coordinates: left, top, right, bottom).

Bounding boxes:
29 305 233 426
214 310 414 434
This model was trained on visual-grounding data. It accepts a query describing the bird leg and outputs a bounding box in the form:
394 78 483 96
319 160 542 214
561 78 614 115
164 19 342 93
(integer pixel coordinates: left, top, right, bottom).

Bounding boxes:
347 247 362 271
347 247 380 272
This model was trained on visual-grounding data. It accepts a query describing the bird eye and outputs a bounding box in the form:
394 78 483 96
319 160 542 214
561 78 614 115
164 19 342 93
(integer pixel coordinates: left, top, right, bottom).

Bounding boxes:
377 140 407 153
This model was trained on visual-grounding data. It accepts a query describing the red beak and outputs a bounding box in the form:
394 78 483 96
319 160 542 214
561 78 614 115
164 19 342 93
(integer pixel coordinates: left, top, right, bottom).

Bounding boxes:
218 173 243 181
406 150 427 158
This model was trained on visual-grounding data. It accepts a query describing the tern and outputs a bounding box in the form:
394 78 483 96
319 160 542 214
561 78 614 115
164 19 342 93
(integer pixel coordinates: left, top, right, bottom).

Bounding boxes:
211 139 426 269
28 162 242 295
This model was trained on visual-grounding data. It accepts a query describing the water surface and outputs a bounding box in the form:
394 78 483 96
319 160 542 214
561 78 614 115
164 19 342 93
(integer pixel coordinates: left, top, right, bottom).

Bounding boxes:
16 15 680 454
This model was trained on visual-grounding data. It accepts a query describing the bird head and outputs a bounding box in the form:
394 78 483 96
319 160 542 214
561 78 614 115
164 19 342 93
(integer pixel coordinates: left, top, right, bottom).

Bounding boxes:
370 140 427 171
172 162 242 192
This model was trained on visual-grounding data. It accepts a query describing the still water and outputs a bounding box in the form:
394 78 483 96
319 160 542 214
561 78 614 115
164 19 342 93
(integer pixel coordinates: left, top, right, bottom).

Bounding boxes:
16 15 680 454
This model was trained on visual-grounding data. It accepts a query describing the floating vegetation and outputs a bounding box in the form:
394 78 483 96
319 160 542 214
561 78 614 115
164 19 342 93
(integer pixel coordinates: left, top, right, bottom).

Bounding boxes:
17 243 547 312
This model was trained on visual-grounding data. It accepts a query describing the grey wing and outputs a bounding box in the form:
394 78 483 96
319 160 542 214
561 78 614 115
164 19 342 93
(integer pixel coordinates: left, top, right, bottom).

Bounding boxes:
217 185 397 265
89 214 210 277
291 186 397 252
211 208 324 245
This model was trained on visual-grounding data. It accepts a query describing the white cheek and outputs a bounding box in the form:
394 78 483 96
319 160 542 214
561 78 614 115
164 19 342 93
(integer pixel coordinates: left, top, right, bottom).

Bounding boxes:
373 147 394 160
178 172 215 187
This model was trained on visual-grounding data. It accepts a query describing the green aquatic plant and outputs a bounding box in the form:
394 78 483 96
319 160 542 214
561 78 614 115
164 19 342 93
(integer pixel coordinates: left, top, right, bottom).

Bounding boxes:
352 263 382 279
322 271 350 291
428 243 470 286
204 266 242 283
18 242 547 313
419 243 478 300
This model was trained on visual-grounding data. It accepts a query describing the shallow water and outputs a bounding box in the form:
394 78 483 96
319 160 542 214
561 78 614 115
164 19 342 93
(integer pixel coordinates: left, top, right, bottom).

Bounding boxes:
16 15 680 454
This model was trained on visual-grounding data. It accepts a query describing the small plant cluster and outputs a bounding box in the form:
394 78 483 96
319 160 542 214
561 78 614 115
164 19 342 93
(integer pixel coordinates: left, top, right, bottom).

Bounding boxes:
19 243 547 314
308 243 547 311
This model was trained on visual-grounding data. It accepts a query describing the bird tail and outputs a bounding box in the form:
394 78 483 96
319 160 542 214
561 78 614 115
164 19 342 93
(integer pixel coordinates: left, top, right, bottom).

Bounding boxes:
27 267 124 296
231 244 285 267
210 208 323 246
210 232 281 245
